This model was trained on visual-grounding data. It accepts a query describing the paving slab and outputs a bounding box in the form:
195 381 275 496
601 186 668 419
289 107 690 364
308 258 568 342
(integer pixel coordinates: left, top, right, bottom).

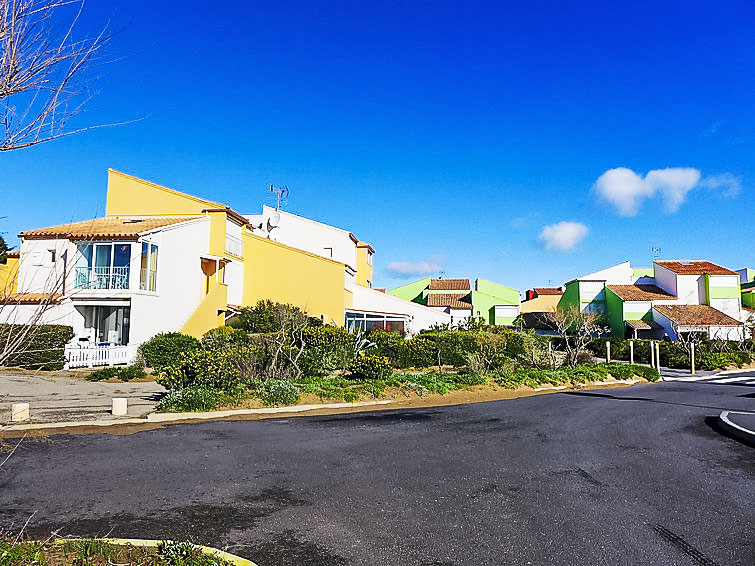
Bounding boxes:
0 372 166 424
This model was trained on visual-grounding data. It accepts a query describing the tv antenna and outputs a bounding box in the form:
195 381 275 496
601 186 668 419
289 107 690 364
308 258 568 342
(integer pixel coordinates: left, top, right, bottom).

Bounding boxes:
269 185 289 210
438 270 445 279
650 245 661 264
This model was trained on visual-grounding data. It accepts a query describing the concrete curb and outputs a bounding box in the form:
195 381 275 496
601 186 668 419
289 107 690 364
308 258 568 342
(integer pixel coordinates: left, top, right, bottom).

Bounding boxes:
717 411 755 447
1 400 393 432
56 537 256 566
146 399 392 423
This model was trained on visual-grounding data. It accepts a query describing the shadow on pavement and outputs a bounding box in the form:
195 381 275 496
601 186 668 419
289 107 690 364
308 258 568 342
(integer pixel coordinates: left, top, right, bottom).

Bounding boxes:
562 390 741 412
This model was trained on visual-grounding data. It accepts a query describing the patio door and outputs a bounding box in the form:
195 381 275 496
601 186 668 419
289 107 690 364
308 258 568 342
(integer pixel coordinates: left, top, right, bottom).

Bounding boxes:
81 306 131 344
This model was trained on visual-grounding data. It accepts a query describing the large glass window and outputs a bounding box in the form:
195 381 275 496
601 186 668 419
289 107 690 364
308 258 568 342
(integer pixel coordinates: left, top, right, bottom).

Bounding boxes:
75 243 130 289
345 311 406 334
140 242 158 291
81 306 130 344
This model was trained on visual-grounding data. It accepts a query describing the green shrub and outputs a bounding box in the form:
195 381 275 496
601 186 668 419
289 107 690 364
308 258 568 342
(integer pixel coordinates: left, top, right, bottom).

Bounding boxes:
262 379 301 406
369 329 405 363
399 336 438 368
138 332 200 371
156 386 230 412
85 364 147 382
156 348 254 390
699 351 751 370
0 323 74 370
346 354 392 380
386 371 486 395
232 299 318 333
201 326 249 350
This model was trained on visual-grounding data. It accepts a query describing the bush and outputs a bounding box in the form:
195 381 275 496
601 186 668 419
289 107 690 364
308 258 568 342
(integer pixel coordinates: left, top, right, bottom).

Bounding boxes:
399 336 438 368
157 385 232 412
0 323 74 370
699 351 751 370
262 379 301 406
85 364 148 382
386 371 487 395
138 332 200 371
232 299 319 333
156 347 254 391
201 326 249 350
346 354 392 380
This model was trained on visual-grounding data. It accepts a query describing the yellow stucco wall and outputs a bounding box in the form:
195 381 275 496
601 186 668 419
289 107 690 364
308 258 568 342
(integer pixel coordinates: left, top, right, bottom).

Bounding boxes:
355 243 373 287
105 169 222 217
0 257 19 296
181 282 228 338
242 232 346 325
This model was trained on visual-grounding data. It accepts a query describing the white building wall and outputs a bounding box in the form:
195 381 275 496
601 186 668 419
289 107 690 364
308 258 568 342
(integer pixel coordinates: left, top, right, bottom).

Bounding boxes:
579 281 606 305
579 261 633 284
350 285 452 334
677 274 703 304
0 302 74 327
17 238 70 295
225 260 244 306
249 206 358 268
651 308 678 340
128 218 211 344
652 264 678 296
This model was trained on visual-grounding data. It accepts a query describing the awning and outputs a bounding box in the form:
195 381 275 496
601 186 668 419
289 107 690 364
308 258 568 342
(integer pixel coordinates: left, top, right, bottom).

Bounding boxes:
625 319 662 331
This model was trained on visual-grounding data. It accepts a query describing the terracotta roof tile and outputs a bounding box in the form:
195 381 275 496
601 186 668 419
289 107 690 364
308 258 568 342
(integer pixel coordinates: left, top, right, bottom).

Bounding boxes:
625 319 663 330
429 278 471 290
427 293 473 310
3 293 63 304
533 287 563 296
655 261 737 276
607 284 676 301
20 216 201 240
653 304 742 327
5 251 20 259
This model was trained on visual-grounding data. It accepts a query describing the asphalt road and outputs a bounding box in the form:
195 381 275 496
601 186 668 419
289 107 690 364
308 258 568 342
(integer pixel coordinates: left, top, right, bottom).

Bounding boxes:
1 382 753 566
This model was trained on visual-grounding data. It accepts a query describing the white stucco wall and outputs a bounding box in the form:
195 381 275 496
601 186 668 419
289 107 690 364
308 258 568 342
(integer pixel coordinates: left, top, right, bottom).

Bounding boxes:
248 206 358 268
128 218 211 344
17 238 71 295
579 261 633 285
350 285 452 334
652 264 678 297
225 259 244 307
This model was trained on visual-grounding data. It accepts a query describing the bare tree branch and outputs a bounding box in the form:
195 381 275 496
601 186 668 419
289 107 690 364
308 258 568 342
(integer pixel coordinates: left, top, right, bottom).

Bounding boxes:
0 0 120 151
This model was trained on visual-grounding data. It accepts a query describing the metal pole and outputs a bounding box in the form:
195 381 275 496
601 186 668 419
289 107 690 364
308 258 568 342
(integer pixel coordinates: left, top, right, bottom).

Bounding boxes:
691 343 695 375
629 340 634 365
606 341 611 363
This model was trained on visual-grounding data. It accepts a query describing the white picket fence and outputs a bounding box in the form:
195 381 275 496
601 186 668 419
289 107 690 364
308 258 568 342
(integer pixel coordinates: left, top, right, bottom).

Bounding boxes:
64 344 139 369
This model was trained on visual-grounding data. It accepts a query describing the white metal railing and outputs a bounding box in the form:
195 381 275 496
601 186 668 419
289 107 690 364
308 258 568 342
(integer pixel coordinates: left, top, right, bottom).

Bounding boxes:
225 234 243 257
64 343 138 369
75 266 130 290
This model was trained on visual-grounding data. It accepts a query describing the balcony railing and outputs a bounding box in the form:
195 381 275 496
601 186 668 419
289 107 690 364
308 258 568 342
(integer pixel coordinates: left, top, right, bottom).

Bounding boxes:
225 234 243 257
75 266 130 290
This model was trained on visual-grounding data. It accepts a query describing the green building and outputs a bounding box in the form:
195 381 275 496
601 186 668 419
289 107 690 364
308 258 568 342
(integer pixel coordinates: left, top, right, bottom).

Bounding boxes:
387 277 520 325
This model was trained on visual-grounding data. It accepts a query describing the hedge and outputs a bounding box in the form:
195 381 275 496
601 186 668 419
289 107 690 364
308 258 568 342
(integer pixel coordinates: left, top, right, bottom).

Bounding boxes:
138 332 201 371
0 324 74 370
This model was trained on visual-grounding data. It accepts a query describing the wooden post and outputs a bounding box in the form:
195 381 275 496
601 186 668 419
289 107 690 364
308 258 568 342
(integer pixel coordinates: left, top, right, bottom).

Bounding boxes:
691 343 696 375
629 340 635 365
656 342 661 373
650 340 655 368
606 341 611 363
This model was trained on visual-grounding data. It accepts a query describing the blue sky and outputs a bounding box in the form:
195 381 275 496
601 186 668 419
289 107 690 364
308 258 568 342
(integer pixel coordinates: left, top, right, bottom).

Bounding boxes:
2 1 754 293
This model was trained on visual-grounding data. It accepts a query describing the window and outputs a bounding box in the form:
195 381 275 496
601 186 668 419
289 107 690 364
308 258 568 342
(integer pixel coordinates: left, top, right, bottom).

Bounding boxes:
140 242 158 291
75 243 131 289
367 280 372 288
48 249 56 263
367 251 373 266
81 306 130 344
345 311 407 334
324 247 333 258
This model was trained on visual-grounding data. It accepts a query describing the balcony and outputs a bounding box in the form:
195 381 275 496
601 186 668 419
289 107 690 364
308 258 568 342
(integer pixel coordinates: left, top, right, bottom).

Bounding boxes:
225 234 243 258
75 266 130 290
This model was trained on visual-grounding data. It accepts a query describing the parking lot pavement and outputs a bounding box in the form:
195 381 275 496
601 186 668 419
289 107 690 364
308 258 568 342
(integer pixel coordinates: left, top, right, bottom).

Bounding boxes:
0 372 166 423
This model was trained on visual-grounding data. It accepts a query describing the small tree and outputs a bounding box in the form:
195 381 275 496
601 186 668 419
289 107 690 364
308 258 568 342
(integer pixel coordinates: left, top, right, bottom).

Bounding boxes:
548 305 608 368
1 0 117 151
0 234 11 263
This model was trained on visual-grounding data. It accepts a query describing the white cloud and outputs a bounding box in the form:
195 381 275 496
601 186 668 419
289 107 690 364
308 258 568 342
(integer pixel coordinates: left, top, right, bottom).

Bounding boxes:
699 173 742 198
594 166 740 216
538 221 588 252
386 255 444 278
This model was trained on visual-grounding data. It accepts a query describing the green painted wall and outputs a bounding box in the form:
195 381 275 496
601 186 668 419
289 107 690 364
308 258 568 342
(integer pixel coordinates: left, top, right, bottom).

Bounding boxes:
474 279 519 304
604 288 625 336
743 292 755 309
387 277 430 305
558 281 580 312
471 290 518 324
632 267 654 279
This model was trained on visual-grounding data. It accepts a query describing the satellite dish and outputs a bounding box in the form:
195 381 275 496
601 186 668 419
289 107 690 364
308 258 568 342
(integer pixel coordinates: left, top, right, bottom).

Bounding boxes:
267 212 281 230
